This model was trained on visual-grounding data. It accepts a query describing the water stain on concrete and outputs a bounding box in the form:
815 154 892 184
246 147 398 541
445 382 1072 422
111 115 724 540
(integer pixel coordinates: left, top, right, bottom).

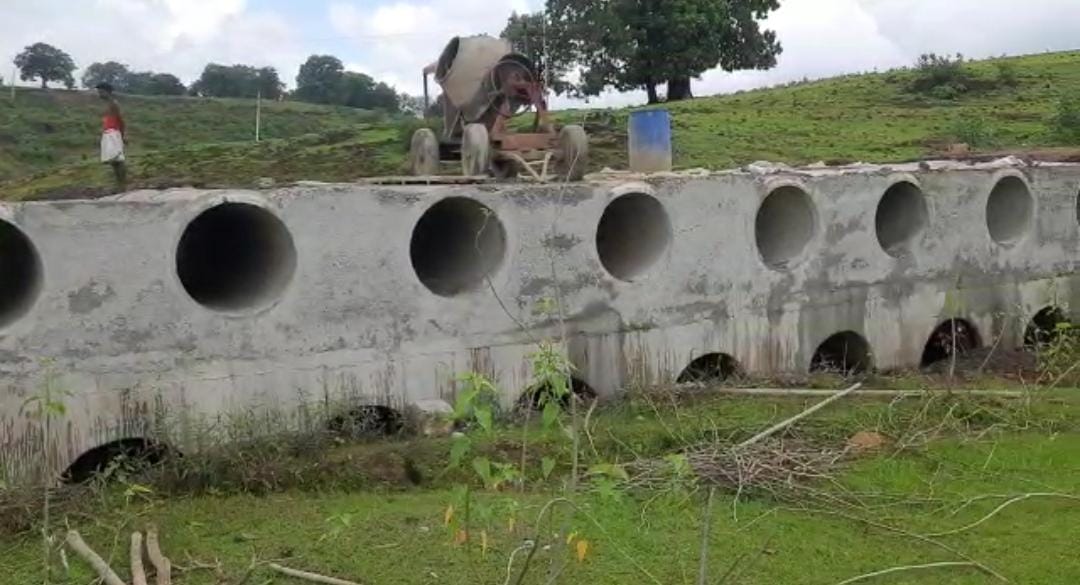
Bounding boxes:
68 281 116 314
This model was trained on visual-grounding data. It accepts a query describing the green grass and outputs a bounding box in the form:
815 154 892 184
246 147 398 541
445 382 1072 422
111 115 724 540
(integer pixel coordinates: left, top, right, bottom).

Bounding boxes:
3 390 1079 584
4 51 1080 200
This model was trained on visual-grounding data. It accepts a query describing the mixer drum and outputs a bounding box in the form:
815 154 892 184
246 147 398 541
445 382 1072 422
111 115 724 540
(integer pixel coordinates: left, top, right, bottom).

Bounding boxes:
435 35 514 124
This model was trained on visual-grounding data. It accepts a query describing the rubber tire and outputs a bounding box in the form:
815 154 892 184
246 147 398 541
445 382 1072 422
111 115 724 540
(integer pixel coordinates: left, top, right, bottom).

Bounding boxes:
461 124 491 177
557 125 589 181
409 128 440 176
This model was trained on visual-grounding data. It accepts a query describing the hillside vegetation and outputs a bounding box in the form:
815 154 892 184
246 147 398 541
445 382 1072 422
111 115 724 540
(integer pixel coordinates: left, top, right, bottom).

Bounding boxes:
3 51 1080 200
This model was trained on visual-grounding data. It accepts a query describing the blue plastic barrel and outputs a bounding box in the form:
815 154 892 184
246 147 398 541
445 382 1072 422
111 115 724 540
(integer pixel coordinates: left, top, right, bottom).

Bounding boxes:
628 109 673 173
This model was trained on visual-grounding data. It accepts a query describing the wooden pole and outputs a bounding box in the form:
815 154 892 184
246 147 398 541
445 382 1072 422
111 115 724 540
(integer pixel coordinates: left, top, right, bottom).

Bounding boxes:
255 90 262 142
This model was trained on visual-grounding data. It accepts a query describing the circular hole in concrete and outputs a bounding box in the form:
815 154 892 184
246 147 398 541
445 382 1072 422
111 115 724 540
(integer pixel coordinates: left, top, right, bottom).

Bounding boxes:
810 331 873 375
875 181 928 257
519 377 596 411
0 219 43 328
595 192 672 281
920 319 982 368
176 202 297 311
62 438 173 484
676 353 742 384
410 197 507 297
986 176 1034 246
1024 306 1069 348
755 186 816 270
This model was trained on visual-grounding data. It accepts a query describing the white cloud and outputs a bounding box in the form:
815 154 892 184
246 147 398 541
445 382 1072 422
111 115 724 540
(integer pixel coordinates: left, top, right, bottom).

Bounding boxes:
1 0 304 87
327 0 534 96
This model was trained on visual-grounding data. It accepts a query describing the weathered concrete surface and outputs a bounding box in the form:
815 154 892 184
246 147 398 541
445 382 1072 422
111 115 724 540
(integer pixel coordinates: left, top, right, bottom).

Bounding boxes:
3 158 1080 483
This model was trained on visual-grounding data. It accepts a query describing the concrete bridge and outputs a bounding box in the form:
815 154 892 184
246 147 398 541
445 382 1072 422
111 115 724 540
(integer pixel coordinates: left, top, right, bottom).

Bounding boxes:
3 158 1079 483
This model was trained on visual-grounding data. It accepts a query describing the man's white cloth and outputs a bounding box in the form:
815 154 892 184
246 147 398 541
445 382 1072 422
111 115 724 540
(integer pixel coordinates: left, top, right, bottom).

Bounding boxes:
100 129 125 163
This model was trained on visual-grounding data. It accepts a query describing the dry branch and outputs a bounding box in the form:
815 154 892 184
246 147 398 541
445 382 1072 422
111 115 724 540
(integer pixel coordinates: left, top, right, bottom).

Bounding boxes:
145 525 171 585
268 563 362 585
64 530 127 585
833 561 978 584
738 383 862 448
927 492 1080 537
131 532 148 585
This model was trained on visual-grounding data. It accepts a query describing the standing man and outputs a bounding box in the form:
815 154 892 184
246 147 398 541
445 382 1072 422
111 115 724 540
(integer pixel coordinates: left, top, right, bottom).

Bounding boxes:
95 82 127 193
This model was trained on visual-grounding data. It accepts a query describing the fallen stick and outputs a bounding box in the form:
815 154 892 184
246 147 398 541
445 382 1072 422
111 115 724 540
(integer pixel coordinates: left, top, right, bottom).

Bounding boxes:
131 532 148 585
145 525 171 585
64 530 127 585
833 561 978 584
268 563 362 585
926 492 1080 537
737 383 863 449
703 388 1023 398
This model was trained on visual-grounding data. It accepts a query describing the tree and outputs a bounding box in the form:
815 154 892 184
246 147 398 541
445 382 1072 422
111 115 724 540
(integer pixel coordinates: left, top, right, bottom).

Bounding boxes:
15 42 76 89
499 12 574 96
295 55 345 104
547 0 782 103
82 61 130 89
190 63 279 98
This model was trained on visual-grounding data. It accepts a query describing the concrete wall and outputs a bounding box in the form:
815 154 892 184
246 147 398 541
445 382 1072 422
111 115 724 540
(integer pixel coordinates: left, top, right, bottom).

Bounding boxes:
3 159 1080 483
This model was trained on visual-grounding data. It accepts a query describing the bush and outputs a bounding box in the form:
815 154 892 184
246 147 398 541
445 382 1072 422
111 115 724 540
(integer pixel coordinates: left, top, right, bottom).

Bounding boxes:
1051 97 1080 144
994 61 1021 87
909 53 973 97
949 116 996 148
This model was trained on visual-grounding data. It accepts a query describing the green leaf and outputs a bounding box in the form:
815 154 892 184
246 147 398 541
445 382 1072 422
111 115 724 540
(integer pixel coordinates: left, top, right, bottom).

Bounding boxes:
472 457 493 488
541 456 556 479
587 463 629 482
449 435 470 468
475 406 494 434
542 399 561 429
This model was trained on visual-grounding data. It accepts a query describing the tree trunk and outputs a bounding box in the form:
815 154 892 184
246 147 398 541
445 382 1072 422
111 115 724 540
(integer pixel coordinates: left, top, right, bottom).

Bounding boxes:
40 77 47 89
667 76 694 101
645 81 659 105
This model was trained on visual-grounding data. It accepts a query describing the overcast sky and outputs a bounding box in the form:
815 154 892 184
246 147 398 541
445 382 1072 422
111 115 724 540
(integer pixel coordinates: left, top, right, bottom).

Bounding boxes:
3 0 1079 108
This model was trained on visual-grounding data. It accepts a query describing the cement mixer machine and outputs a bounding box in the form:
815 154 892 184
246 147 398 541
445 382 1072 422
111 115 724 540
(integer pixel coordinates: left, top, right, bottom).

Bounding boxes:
410 35 588 181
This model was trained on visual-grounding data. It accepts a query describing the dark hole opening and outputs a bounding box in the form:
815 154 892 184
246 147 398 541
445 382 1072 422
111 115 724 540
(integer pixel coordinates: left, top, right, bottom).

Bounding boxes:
0 219 43 328
1024 306 1069 348
327 405 405 438
921 319 982 368
810 331 873 375
410 197 506 296
176 203 297 311
676 353 741 384
62 438 172 484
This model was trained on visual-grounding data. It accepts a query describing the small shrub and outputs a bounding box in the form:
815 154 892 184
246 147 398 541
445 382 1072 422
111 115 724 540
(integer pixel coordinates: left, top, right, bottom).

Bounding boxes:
1051 97 1080 145
994 61 1021 87
909 53 973 97
949 116 996 148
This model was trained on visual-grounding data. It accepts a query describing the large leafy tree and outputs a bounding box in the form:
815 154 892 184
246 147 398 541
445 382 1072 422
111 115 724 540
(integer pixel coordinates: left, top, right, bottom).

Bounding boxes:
295 55 345 104
15 43 76 89
499 12 574 96
547 0 782 102
82 61 130 89
190 64 282 99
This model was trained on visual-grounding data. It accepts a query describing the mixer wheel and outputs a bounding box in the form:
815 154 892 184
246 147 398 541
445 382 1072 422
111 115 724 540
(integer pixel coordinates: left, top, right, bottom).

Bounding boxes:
556 125 589 181
409 128 440 176
461 124 491 177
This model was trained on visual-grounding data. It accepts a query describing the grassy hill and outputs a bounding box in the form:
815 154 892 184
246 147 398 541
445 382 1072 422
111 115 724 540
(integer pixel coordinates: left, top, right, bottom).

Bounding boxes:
3 50 1080 200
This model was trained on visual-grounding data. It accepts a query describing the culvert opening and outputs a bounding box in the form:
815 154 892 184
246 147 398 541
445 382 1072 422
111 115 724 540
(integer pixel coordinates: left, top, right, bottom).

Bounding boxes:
921 319 982 368
986 176 1034 246
677 353 741 384
1024 306 1070 348
328 405 405 438
176 203 296 311
62 438 173 484
0 219 42 328
810 331 873 375
410 197 507 296
519 377 597 411
756 186 816 270
595 192 672 281
876 181 928 257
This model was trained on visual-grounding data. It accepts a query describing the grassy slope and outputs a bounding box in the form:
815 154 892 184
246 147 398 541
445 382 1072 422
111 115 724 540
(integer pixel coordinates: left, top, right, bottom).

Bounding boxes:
3 390 1079 584
0 88 385 185
3 51 1080 201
